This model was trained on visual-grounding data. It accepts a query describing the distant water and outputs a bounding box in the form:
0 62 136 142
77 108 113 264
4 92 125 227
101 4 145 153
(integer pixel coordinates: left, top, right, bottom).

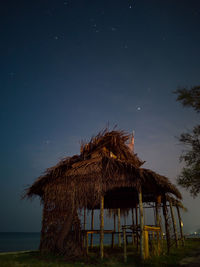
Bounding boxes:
0 232 114 252
0 232 40 252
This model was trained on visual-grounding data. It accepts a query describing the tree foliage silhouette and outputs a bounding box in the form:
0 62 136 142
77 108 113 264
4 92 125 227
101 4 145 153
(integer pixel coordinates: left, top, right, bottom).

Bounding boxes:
174 86 200 197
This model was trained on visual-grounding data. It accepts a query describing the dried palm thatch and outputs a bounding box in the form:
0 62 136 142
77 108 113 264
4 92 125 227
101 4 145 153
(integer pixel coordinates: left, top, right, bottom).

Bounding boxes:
24 129 181 257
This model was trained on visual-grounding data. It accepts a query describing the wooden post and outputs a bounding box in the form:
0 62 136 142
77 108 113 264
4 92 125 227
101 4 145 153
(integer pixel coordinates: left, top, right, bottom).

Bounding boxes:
138 189 145 260
118 208 121 247
90 209 94 248
144 229 149 259
169 200 178 248
132 208 135 245
83 207 86 247
176 205 185 246
100 196 104 259
123 227 127 262
155 195 162 254
135 205 139 250
162 195 170 254
112 212 116 248
86 232 89 255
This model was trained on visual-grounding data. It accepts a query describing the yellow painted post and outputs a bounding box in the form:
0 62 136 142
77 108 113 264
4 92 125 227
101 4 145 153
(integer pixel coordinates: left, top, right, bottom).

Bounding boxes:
144 229 149 259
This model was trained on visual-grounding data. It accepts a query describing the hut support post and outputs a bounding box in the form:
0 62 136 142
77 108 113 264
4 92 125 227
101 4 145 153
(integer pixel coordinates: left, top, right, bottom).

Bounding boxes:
118 208 121 247
155 195 162 255
100 196 104 259
123 227 127 262
162 195 170 254
112 212 116 248
86 233 89 255
132 208 135 245
83 208 86 248
135 205 139 250
138 190 145 260
176 205 184 246
169 200 178 248
90 209 94 248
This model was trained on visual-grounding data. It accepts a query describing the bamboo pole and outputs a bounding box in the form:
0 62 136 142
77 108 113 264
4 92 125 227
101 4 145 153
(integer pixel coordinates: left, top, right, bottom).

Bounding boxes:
138 190 145 260
132 208 135 245
169 200 178 248
144 229 149 259
162 195 170 254
118 208 121 247
135 205 139 250
176 205 185 246
86 232 89 254
100 196 104 259
155 195 162 255
112 212 116 248
90 209 94 248
83 207 86 248
123 227 127 262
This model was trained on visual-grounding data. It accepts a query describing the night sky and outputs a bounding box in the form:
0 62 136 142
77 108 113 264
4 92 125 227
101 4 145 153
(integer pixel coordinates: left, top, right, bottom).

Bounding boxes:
1 0 200 233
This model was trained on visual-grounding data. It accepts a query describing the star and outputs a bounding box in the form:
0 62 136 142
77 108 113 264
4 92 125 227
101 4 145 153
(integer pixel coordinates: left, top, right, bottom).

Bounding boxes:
111 27 117 31
137 107 141 111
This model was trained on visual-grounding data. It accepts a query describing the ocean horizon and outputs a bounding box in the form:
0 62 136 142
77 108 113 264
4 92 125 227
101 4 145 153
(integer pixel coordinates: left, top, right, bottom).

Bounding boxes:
0 232 113 253
1 232 199 253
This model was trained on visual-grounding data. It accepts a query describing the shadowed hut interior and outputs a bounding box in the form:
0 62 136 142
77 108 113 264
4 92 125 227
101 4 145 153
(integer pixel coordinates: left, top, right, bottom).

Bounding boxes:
24 129 184 259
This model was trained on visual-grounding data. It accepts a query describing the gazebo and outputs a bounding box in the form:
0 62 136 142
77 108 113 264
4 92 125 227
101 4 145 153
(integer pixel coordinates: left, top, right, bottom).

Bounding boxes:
25 129 183 259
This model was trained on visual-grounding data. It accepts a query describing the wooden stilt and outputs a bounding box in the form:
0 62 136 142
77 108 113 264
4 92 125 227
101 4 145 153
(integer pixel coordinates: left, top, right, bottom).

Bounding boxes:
132 208 135 245
169 200 178 248
123 227 127 262
100 196 104 259
176 205 184 246
138 189 145 260
112 212 116 248
155 195 162 255
144 229 149 259
86 232 89 255
135 205 139 250
83 207 86 248
118 208 121 247
90 209 94 248
162 195 170 254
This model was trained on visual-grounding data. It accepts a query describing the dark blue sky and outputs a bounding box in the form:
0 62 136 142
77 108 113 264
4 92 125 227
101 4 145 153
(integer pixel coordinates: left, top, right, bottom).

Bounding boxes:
1 0 200 233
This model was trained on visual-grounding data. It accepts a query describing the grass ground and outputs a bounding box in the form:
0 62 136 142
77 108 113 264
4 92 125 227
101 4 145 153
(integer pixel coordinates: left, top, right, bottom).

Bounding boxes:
0 238 200 267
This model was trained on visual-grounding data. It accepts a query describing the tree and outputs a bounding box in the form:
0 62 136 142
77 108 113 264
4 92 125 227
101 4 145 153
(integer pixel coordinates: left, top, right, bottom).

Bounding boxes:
174 86 200 197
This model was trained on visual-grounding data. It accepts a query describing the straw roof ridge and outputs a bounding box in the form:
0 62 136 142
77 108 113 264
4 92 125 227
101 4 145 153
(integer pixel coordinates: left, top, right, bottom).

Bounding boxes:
80 129 144 167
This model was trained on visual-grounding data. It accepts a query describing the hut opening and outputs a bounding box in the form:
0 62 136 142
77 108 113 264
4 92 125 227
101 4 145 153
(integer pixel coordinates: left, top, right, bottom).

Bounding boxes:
24 129 184 259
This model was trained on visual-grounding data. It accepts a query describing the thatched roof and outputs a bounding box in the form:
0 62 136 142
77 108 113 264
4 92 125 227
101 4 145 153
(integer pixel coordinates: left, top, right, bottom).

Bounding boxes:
25 129 181 208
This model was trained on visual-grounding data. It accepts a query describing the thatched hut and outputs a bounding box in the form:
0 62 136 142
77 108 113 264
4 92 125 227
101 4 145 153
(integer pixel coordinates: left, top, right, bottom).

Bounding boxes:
25 129 182 258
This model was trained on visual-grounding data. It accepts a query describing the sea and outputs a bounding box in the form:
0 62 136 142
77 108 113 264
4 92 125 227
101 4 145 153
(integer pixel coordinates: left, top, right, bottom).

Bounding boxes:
1 232 200 253
0 232 113 253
